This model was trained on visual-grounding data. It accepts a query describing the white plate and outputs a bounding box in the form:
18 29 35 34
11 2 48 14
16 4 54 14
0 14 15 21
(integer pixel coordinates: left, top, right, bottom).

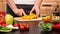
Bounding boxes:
14 17 42 21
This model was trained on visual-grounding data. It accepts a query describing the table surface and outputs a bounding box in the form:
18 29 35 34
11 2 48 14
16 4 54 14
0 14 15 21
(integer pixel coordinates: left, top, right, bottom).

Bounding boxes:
0 23 60 34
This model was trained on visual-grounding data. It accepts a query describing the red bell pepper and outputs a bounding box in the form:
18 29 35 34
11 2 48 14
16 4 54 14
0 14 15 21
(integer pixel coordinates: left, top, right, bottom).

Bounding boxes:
52 23 60 29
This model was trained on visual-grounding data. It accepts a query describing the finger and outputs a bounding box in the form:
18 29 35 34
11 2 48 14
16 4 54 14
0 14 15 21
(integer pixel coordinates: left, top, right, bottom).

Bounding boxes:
36 8 40 17
19 9 24 16
16 13 22 16
22 11 26 16
19 12 22 16
21 9 27 16
30 8 34 14
15 11 22 16
19 11 23 16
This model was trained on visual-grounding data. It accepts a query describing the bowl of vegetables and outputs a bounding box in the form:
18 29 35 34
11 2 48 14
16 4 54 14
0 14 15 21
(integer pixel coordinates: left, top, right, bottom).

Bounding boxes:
38 22 52 31
38 16 53 31
38 16 60 31
14 13 42 26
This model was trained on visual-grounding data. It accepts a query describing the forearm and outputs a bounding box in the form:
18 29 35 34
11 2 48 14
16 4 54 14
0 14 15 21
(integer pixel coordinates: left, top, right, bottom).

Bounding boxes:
7 0 17 12
34 0 42 6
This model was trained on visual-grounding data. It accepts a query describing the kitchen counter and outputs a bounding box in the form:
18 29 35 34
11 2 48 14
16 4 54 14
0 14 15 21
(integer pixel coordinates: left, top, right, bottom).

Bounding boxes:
0 23 60 34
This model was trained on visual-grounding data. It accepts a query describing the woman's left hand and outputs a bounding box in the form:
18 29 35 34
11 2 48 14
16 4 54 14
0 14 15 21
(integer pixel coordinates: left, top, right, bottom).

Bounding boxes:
30 5 40 17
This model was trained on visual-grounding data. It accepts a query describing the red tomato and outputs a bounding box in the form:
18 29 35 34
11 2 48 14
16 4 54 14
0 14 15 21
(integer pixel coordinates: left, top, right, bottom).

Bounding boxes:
18 23 22 26
1 24 8 27
20 25 25 30
14 23 18 27
0 11 6 15
0 14 4 18
23 23 27 27
23 23 30 29
0 11 6 18
25 25 30 29
0 18 5 24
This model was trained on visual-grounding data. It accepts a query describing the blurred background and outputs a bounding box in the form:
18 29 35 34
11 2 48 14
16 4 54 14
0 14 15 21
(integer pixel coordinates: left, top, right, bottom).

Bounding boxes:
0 0 60 16
0 0 6 11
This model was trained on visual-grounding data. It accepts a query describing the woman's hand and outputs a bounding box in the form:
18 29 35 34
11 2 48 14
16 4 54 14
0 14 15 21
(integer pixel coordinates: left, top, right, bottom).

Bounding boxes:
30 5 40 17
14 9 26 16
30 0 42 17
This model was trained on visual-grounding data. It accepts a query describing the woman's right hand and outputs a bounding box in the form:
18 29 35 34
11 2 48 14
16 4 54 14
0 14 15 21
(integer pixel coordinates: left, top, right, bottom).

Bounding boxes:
14 9 26 16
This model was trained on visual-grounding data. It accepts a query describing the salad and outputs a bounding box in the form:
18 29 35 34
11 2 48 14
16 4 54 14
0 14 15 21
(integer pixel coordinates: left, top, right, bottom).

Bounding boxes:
39 22 52 31
39 16 60 31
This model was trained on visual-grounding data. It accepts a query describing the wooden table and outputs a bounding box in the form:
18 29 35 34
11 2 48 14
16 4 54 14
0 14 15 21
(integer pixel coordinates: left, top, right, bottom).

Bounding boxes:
0 22 60 34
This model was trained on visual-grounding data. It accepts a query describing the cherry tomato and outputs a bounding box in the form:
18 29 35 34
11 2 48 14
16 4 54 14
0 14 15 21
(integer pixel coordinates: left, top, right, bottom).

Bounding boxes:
20 25 25 31
14 23 18 27
23 23 27 27
18 23 30 30
23 23 30 29
18 23 22 26
25 25 30 29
